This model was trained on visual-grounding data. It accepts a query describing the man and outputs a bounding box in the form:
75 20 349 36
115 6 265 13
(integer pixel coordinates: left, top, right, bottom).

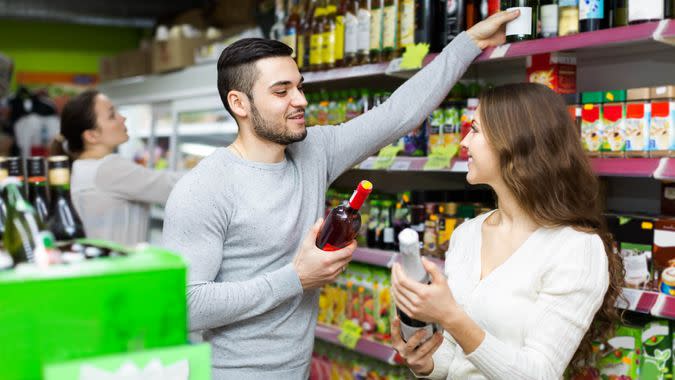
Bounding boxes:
162 10 519 379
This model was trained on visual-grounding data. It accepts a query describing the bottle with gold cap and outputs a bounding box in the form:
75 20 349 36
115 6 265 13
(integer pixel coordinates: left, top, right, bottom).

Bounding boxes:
46 156 86 242
316 180 373 251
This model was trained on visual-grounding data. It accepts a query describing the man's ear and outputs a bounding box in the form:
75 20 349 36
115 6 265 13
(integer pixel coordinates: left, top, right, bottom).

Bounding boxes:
228 90 250 119
82 129 99 145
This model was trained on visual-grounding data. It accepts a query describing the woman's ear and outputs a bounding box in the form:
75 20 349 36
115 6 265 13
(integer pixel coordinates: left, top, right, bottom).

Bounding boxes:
82 129 99 146
228 90 249 119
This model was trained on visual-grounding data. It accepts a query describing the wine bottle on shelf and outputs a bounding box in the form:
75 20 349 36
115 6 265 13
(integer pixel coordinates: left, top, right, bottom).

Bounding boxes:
316 180 373 251
628 0 664 24
558 0 580 36
579 0 606 32
540 0 559 38
5 156 25 198
27 157 50 225
46 156 86 242
609 0 627 27
502 0 539 42
396 228 441 342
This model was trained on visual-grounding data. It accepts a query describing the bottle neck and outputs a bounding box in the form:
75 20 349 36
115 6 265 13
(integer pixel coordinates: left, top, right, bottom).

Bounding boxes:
348 189 368 210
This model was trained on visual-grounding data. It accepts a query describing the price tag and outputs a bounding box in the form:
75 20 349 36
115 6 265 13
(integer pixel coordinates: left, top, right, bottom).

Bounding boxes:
423 144 458 171
374 145 403 170
338 320 363 349
400 43 430 70
390 159 412 171
489 43 511 59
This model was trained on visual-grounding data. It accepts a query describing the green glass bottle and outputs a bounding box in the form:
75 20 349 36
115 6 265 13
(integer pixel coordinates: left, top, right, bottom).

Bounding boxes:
502 0 539 42
46 156 86 242
27 157 50 225
3 180 46 266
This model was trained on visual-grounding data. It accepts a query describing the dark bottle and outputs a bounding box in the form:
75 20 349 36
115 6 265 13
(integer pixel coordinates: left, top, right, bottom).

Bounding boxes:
316 180 373 251
628 0 664 24
540 0 559 37
300 0 317 71
3 179 54 267
0 158 8 238
396 228 440 342
442 0 466 47
366 199 381 247
335 0 348 66
667 0 675 19
5 156 25 198
27 157 50 225
466 0 483 29
380 199 395 250
579 0 606 32
610 0 627 27
369 0 384 62
502 0 539 42
323 1 338 69
46 156 86 241
392 192 411 250
283 0 302 62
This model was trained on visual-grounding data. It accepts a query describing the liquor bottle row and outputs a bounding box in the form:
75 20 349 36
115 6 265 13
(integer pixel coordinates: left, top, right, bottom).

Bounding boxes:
325 189 493 259
569 315 675 380
311 341 410 379
568 85 675 158
307 82 483 159
0 156 86 269
274 0 675 72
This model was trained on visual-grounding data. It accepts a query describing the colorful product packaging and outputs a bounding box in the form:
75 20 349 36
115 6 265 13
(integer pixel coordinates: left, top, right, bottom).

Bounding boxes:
641 320 672 380
526 52 577 94
625 87 651 157
649 86 675 157
581 92 604 156
653 219 675 296
598 325 642 379
602 90 627 157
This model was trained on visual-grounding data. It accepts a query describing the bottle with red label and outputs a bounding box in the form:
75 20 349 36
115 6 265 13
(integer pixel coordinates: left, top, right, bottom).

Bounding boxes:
316 180 373 251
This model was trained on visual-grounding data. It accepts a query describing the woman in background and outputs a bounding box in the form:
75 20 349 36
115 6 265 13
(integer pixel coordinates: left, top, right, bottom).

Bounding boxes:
390 83 623 379
53 90 182 245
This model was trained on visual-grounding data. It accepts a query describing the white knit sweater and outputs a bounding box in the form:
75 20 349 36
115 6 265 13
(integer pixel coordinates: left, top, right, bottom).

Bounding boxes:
418 210 610 380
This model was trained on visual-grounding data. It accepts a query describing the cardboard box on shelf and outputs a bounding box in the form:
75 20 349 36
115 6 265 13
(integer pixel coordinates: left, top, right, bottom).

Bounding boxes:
152 36 206 74
117 49 151 79
99 55 119 82
654 218 675 295
649 85 675 157
526 52 577 94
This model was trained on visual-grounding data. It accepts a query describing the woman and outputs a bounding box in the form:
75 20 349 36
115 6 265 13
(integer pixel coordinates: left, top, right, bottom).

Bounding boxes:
390 83 623 379
53 90 182 245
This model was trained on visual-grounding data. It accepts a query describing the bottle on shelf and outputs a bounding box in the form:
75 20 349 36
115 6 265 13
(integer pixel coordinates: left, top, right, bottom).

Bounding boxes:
46 156 86 242
3 178 56 268
398 0 415 56
628 0 664 24
357 0 371 64
367 199 382 247
369 0 384 63
283 0 302 60
502 0 539 42
396 228 441 342
540 0 559 38
558 0 579 36
335 0 347 67
324 1 338 69
442 0 466 47
609 0 627 27
466 0 483 29
380 199 395 250
4 156 25 199
316 180 373 251
381 0 398 61
488 0 502 15
27 157 50 225
667 0 675 19
270 0 288 40
310 3 326 71
344 0 359 66
299 0 317 70
579 0 606 32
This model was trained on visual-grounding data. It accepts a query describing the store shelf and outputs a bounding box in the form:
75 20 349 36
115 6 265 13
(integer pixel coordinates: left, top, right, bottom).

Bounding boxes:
315 324 401 365
590 158 661 178
358 156 468 172
618 288 675 320
300 20 674 84
353 247 445 269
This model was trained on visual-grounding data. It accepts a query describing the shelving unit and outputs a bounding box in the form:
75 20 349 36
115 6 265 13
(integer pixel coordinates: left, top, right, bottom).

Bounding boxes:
314 324 401 365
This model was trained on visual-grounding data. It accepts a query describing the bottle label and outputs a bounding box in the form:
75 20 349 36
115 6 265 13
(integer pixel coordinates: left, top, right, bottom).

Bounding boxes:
322 31 336 64
297 35 305 68
579 0 604 20
335 15 345 60
505 7 532 36
559 6 580 35
345 12 358 54
383 5 397 49
281 30 297 58
370 8 383 50
541 4 558 36
310 33 323 65
399 0 415 46
49 168 70 186
384 227 394 243
628 0 664 22
357 9 371 52
559 0 579 6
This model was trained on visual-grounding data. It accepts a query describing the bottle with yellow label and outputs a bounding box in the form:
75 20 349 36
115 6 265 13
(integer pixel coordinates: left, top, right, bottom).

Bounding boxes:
398 0 414 56
369 0 384 63
381 0 398 60
323 2 338 69
283 0 302 59
310 5 326 71
335 0 347 67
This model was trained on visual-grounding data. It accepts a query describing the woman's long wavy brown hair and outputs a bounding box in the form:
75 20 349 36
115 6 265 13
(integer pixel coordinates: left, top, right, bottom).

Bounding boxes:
478 83 624 374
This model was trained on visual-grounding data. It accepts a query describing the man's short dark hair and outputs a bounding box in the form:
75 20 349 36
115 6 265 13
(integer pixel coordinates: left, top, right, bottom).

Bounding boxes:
217 38 293 115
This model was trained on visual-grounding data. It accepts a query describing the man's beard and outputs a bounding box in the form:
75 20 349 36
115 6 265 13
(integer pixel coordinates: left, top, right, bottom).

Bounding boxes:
250 102 307 145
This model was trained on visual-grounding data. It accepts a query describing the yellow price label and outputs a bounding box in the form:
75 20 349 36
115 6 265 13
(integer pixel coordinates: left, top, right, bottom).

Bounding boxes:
400 43 430 70
423 144 458 171
338 320 363 349
374 145 403 170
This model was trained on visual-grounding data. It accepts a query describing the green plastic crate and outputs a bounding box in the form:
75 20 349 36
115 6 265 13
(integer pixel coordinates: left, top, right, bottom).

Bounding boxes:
0 244 188 380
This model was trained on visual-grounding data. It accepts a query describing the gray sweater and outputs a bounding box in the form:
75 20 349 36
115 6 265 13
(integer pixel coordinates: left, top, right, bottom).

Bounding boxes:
162 32 481 379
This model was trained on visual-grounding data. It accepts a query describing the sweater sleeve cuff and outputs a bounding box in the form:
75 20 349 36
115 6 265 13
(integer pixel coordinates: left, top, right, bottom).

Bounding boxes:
441 32 483 67
465 331 512 379
265 263 303 301
411 359 449 380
